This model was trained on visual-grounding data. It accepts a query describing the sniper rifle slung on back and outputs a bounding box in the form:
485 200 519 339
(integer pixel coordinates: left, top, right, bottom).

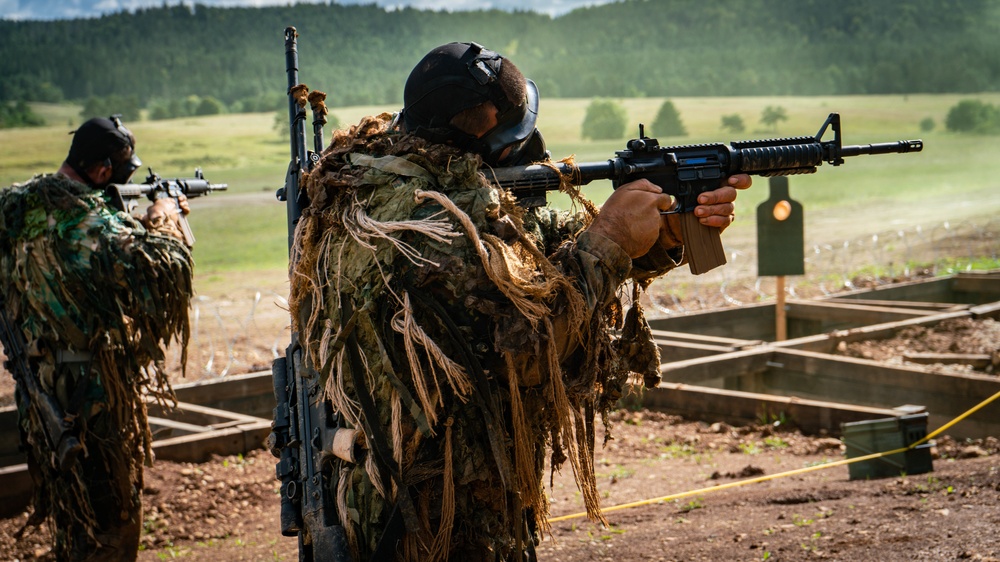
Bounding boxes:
486 112 923 274
267 25 353 562
0 292 83 473
109 168 228 246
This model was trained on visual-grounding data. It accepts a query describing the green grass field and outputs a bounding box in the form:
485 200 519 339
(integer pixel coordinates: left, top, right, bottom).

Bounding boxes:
3 94 999 283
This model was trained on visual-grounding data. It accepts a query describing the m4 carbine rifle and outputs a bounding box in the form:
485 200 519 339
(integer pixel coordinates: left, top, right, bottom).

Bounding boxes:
109 168 228 246
487 113 923 274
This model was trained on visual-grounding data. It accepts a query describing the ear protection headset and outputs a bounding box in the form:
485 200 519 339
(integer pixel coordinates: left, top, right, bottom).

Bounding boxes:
108 114 142 183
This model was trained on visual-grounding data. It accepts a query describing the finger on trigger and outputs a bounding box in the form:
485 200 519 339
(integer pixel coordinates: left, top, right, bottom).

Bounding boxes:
656 193 673 212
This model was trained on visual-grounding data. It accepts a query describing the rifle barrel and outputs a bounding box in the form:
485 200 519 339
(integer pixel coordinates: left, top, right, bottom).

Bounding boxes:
110 180 227 200
842 140 923 157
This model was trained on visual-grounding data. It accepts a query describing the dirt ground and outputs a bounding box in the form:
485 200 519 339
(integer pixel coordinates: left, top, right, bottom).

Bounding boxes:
1 411 998 561
3 347 1000 561
2 275 1000 561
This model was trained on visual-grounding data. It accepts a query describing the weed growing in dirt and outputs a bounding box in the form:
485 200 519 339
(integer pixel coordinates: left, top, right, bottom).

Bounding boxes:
599 526 627 541
154 543 191 559
764 436 789 449
678 498 705 513
800 530 823 553
599 465 636 481
791 514 814 527
660 442 697 459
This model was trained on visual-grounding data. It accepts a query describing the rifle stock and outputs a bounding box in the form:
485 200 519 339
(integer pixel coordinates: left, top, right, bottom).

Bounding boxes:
487 113 923 274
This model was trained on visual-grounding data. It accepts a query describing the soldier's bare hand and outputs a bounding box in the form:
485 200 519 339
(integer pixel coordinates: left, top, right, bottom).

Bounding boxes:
693 174 752 232
587 179 673 258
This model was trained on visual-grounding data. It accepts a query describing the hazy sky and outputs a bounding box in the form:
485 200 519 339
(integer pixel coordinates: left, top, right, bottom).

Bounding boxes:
0 0 616 20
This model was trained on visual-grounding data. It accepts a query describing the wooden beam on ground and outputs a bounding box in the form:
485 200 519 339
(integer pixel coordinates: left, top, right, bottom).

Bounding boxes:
0 406 21 467
902 352 993 369
655 340 740 362
650 329 762 349
147 400 270 428
640 382 901 435
148 416 214 441
0 419 273 517
647 302 774 340
953 272 1000 303
786 299 935 324
762 349 1000 440
971 301 1000 319
773 311 971 354
825 276 954 303
172 371 276 419
659 348 773 385
152 420 272 464
820 298 968 312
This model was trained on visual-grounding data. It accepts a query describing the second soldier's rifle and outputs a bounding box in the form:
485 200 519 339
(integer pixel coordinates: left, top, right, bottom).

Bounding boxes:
109 168 227 246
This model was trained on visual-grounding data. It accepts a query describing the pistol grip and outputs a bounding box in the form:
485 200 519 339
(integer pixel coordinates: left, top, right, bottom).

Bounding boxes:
678 213 727 274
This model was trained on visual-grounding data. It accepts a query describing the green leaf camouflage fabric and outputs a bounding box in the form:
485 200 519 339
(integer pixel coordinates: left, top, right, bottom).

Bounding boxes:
0 173 193 560
289 113 675 561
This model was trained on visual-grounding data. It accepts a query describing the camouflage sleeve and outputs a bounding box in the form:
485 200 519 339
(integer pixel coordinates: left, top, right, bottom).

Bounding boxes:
523 206 684 283
571 230 632 309
629 242 686 284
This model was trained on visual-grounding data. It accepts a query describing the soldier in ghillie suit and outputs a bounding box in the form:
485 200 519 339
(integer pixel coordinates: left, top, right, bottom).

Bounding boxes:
0 116 194 561
288 43 749 561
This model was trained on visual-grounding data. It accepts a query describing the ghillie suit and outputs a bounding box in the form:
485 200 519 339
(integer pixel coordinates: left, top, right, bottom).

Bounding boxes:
0 174 193 561
290 113 679 561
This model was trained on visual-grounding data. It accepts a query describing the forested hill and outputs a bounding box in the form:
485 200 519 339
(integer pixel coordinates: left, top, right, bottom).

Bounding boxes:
2 0 998 110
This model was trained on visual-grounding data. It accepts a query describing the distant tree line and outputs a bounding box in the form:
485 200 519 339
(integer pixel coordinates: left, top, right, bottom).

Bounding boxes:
0 0 997 123
584 97 999 141
583 99 798 141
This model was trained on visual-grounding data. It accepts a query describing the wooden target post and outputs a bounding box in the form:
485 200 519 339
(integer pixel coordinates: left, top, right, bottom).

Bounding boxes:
756 176 804 341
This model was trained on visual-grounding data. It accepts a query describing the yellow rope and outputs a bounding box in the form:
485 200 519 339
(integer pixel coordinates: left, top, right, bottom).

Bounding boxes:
548 388 1000 524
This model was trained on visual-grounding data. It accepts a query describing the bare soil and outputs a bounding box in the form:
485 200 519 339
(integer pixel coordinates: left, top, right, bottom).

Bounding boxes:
1 411 998 561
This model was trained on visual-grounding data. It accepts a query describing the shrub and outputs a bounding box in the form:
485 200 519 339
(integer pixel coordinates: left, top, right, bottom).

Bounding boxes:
945 99 1000 133
721 114 746 134
760 105 788 132
582 98 627 140
651 99 687 138
194 96 226 116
